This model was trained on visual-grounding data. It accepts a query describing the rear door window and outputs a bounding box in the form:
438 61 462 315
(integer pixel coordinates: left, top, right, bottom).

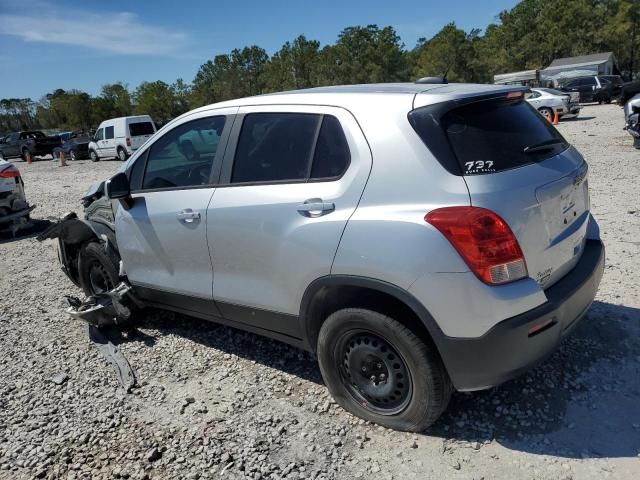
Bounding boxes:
105 126 114 140
231 113 320 183
129 122 155 136
409 96 568 175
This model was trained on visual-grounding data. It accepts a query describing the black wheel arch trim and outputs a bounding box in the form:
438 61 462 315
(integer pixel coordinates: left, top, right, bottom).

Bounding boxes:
38 214 120 285
299 275 449 354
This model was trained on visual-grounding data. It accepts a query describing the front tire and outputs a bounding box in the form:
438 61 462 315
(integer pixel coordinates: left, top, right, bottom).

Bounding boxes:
317 308 452 432
22 149 32 162
77 242 120 297
89 149 99 162
70 150 77 161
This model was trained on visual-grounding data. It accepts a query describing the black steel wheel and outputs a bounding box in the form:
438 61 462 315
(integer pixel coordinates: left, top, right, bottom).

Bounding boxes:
338 330 412 415
78 242 120 297
318 308 452 432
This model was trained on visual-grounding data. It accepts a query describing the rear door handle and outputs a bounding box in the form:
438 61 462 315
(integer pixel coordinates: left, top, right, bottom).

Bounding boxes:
296 199 335 217
176 209 201 223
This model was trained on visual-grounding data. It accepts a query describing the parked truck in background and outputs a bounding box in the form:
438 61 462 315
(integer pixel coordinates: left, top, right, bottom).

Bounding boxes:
0 131 61 162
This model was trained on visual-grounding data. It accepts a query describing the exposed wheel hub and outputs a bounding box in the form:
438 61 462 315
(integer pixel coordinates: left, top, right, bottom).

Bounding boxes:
88 261 113 294
340 332 412 414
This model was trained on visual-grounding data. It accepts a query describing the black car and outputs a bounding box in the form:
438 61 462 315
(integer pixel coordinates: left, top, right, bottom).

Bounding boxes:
52 133 91 160
559 76 618 103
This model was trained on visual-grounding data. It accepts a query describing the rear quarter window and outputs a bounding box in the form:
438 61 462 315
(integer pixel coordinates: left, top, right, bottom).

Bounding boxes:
409 96 569 175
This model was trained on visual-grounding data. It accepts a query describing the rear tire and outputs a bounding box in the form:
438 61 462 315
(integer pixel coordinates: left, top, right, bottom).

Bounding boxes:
538 107 553 121
117 147 128 161
89 150 99 162
22 149 32 162
317 308 452 432
70 150 77 161
78 242 120 297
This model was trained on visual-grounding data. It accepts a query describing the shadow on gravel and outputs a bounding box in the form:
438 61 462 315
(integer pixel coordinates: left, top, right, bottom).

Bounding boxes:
129 309 324 384
562 116 596 122
0 219 52 244
429 300 640 459
108 300 639 459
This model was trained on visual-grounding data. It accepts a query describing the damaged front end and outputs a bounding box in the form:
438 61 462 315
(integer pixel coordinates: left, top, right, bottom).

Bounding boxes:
65 283 142 392
37 181 144 391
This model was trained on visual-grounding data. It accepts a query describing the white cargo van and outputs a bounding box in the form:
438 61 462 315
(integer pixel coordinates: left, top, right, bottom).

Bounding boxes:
89 115 156 162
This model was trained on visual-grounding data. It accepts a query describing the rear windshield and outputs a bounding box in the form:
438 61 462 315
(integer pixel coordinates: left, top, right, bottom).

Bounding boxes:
128 122 155 136
409 96 569 175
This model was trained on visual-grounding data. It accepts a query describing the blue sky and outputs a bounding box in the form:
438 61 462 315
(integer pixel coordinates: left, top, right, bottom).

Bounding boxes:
0 0 518 99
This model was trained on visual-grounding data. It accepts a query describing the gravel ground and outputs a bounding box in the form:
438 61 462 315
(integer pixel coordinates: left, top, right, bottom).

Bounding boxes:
1 104 639 480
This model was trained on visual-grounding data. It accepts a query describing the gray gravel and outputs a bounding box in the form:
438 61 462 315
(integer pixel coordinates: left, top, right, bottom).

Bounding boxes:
1 104 639 479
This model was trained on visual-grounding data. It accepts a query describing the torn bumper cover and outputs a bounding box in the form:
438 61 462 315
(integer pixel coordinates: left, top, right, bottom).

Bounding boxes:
66 282 141 392
66 282 135 327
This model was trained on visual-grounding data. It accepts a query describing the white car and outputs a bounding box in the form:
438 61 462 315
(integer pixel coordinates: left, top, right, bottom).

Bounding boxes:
88 115 156 162
526 88 580 121
0 159 34 235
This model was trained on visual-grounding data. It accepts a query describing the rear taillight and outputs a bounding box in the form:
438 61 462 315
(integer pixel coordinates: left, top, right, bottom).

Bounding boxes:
425 206 528 285
126 138 131 147
0 164 20 178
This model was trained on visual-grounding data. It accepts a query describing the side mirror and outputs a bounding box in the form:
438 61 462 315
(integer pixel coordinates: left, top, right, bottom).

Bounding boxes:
105 172 130 199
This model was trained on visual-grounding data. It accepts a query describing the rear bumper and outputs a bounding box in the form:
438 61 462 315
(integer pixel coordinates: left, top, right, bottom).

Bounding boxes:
439 239 605 391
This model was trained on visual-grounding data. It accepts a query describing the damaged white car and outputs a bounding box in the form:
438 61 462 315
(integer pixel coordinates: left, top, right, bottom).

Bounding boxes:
0 159 35 236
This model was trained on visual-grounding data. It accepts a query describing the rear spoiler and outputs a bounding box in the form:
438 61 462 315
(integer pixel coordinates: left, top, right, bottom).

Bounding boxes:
413 85 529 110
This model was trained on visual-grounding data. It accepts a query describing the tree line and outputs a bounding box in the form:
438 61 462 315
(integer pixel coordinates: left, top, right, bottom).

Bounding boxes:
1 0 638 134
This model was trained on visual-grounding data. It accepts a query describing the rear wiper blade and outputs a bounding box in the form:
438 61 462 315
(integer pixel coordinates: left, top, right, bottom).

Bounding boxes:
523 139 566 154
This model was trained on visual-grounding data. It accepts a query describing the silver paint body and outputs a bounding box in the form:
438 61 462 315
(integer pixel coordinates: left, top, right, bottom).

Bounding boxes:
113 83 597 339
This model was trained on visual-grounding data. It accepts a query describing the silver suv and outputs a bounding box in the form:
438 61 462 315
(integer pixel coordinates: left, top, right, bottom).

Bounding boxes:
45 83 605 432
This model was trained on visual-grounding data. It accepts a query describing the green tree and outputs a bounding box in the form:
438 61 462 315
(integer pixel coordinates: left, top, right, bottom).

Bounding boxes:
264 35 322 91
411 23 482 82
134 81 181 124
0 98 37 132
321 25 407 84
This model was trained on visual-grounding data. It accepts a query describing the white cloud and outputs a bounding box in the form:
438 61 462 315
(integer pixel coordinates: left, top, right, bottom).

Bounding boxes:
0 6 189 55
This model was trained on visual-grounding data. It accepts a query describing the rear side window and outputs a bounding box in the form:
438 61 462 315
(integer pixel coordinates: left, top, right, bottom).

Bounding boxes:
409 96 568 175
231 113 350 184
311 116 350 179
105 126 114 139
129 122 155 136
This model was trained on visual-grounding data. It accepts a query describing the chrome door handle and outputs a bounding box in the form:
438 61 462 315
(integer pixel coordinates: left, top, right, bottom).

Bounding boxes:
296 199 335 217
176 209 201 223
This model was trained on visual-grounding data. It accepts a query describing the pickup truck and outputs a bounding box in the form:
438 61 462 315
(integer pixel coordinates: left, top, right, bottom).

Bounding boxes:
0 131 61 161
